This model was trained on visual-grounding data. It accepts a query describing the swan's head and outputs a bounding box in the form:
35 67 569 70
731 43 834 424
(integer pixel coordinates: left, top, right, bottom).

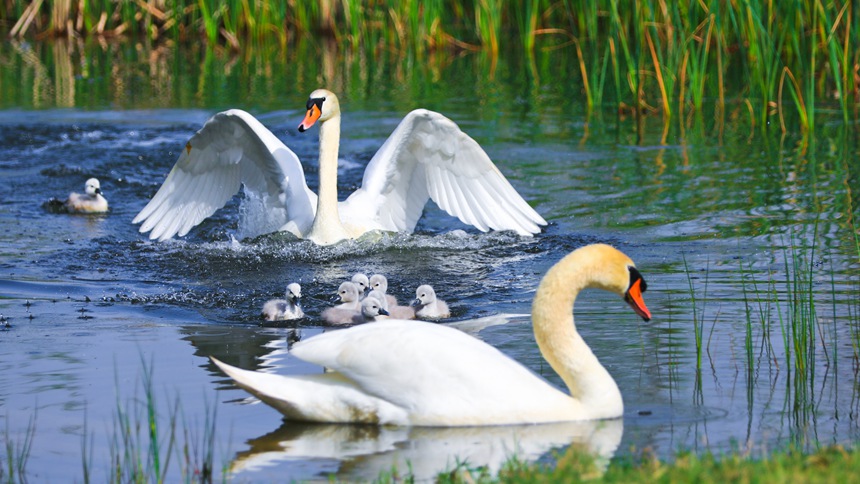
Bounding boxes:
361 297 389 319
287 283 302 303
545 244 651 322
581 244 651 321
369 274 388 293
298 89 340 132
413 285 436 306
85 178 102 196
351 273 369 294
335 281 360 303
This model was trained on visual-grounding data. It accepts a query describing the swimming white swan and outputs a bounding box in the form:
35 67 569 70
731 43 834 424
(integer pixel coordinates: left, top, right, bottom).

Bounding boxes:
47 178 109 213
261 283 304 321
132 89 547 245
412 284 450 319
211 244 651 426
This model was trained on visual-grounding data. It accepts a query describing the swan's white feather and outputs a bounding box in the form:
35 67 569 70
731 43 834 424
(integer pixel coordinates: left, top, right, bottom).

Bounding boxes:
343 109 546 235
213 364 408 424
218 320 578 426
133 109 315 241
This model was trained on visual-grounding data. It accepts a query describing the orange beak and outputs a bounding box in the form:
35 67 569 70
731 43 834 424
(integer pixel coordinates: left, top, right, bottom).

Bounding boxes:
298 104 321 132
625 278 651 321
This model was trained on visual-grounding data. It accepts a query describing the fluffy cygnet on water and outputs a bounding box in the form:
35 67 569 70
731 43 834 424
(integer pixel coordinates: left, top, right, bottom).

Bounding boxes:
261 283 304 321
368 274 399 308
321 282 363 324
368 289 415 320
412 284 450 319
324 296 390 325
45 178 109 214
351 273 370 298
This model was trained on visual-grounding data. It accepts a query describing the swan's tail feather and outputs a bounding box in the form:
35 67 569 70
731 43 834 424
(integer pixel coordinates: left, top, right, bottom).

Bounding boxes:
210 357 407 425
211 357 309 420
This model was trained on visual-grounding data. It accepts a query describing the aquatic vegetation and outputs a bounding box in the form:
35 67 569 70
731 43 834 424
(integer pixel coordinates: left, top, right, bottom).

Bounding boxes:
107 359 222 483
1 413 35 483
1 1 856 132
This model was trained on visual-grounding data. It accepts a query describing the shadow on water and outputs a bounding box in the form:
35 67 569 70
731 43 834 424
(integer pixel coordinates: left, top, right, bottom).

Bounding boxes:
0 36 858 481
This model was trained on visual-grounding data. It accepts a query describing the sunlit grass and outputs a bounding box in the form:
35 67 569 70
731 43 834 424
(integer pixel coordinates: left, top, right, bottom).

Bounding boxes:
426 444 860 483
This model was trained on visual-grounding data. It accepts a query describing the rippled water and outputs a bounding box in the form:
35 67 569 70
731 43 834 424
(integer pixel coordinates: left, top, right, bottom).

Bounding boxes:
1 41 859 482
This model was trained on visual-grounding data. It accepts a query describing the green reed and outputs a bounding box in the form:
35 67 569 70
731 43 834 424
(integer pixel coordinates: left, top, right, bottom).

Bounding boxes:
2 412 35 483
737 230 837 427
109 358 220 483
2 0 856 132
683 255 706 374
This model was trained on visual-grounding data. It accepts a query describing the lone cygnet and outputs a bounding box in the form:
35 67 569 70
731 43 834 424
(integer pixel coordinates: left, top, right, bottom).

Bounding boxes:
412 284 450 319
261 283 304 321
46 178 109 214
368 274 398 308
321 282 362 324
368 289 414 320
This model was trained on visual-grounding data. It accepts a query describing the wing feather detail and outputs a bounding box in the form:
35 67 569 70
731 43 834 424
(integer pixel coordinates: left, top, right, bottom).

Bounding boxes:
133 110 314 241
343 109 546 236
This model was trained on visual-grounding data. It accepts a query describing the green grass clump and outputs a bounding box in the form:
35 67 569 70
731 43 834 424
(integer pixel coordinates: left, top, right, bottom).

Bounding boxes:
1 413 35 483
0 358 222 483
434 445 860 484
108 358 221 484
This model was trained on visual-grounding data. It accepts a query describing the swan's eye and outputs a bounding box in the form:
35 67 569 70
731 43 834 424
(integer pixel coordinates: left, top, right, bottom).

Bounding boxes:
306 97 324 111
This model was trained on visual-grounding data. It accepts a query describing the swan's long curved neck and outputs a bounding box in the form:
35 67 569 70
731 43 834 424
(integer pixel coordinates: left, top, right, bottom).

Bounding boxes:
308 115 350 245
531 250 623 416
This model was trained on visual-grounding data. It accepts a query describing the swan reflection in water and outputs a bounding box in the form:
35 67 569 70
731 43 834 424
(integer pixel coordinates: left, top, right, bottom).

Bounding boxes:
229 418 623 481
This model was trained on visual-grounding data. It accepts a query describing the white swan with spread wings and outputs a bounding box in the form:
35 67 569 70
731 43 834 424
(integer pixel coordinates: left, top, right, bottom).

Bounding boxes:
133 89 546 245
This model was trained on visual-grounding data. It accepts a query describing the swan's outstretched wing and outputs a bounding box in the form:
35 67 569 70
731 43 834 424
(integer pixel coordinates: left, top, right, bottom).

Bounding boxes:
133 110 316 241
342 109 546 236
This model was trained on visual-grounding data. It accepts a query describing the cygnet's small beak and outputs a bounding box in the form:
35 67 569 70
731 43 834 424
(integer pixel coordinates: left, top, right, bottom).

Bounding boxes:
378 308 390 316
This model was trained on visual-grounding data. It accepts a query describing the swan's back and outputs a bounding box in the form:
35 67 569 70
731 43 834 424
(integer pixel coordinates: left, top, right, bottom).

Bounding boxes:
291 320 576 425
